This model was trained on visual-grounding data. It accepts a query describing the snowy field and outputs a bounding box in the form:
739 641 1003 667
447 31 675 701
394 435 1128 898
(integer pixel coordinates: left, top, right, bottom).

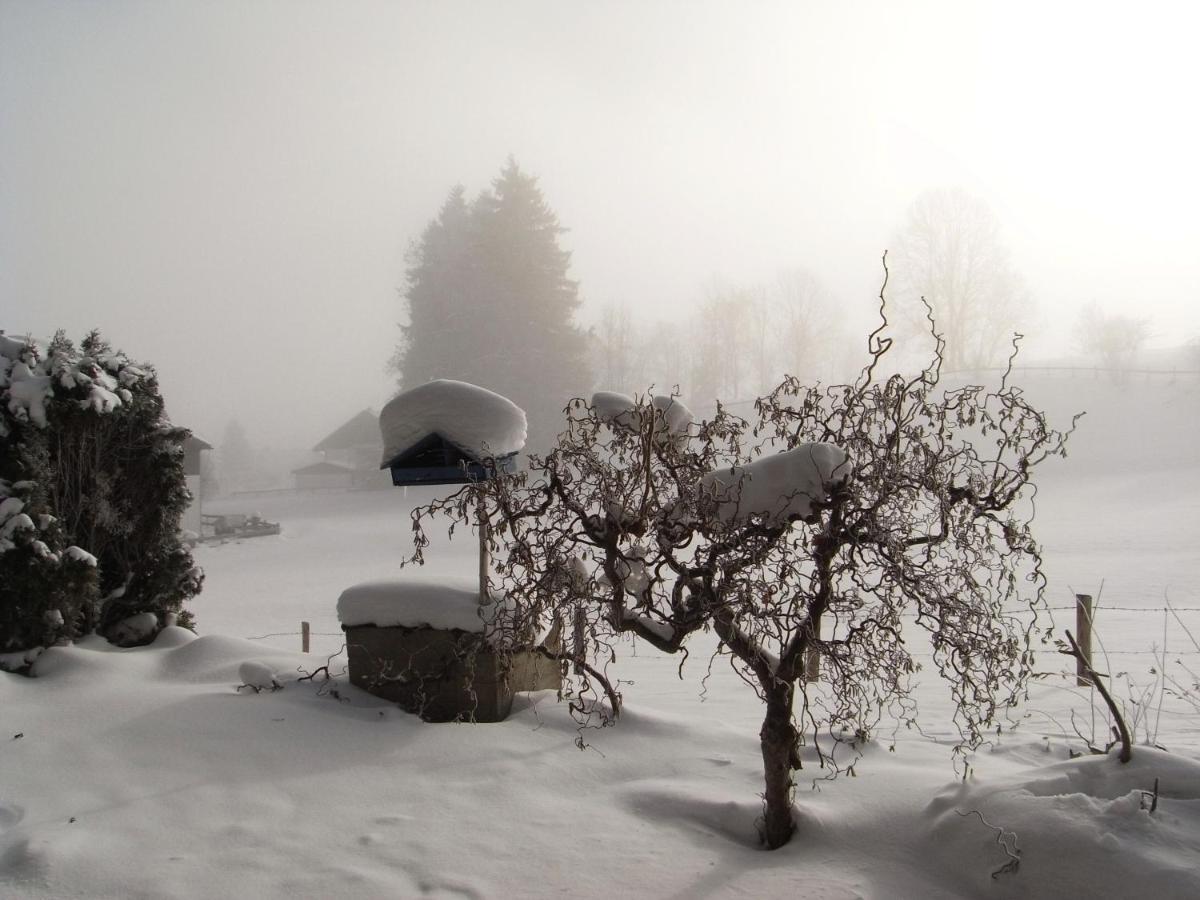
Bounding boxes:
5 374 1200 898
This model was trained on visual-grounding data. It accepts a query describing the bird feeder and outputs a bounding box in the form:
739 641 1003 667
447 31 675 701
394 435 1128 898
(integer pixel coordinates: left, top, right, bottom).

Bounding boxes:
338 380 555 722
378 379 526 602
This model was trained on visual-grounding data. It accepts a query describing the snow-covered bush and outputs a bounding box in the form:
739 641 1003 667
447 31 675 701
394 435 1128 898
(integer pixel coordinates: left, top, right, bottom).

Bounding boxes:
0 476 99 654
407 263 1075 850
0 330 203 652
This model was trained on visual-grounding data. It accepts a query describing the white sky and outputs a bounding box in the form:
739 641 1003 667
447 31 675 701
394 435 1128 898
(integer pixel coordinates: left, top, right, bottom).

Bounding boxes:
2 0 1198 449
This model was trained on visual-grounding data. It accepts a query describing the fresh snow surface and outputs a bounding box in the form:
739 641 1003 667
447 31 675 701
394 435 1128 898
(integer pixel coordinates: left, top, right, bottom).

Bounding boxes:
3 374 1200 898
379 379 526 467
699 442 850 524
337 577 493 632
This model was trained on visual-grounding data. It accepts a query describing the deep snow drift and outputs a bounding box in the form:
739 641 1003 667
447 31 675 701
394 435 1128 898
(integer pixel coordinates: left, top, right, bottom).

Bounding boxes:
4 372 1200 898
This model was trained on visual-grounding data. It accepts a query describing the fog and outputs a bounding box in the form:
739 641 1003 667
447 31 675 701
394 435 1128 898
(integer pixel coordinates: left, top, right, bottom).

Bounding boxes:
3 0 1198 460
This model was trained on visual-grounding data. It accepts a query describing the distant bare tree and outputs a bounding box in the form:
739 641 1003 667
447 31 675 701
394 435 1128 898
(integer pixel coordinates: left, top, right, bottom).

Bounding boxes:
743 284 774 395
641 319 686 397
593 301 640 394
891 188 1033 372
1074 302 1150 380
773 268 848 383
691 280 757 404
218 419 256 494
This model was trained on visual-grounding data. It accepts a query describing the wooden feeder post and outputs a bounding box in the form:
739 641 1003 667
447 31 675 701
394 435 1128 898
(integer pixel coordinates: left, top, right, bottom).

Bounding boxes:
477 490 490 605
1075 593 1093 687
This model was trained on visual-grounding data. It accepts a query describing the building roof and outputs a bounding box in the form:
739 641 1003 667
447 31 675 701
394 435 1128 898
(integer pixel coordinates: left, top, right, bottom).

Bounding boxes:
292 460 355 476
313 409 381 452
184 434 213 452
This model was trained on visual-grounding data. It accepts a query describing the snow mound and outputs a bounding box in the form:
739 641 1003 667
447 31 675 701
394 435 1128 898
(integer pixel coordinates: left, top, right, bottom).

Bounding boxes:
379 380 526 466
699 442 850 525
151 625 198 648
926 748 1200 895
238 661 282 692
338 577 503 632
157 634 295 683
28 637 122 680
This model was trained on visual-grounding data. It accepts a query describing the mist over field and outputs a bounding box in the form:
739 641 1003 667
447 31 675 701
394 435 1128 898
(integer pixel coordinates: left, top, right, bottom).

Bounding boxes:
4 3 1200 896
3 0 1198 468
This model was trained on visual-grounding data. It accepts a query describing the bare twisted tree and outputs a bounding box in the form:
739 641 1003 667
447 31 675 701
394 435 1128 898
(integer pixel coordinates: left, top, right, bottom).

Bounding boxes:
407 259 1076 849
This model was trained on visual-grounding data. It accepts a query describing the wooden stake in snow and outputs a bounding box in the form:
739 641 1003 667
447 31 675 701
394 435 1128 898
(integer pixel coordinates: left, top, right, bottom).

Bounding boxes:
301 620 310 653
1075 594 1093 687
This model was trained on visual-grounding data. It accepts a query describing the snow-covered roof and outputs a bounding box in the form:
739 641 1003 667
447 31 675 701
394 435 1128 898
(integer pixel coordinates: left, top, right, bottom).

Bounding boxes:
184 435 213 452
314 409 381 453
379 380 526 468
699 442 850 525
337 577 502 632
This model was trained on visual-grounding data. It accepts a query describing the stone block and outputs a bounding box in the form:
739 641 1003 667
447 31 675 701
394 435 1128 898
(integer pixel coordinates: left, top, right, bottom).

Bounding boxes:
344 623 562 722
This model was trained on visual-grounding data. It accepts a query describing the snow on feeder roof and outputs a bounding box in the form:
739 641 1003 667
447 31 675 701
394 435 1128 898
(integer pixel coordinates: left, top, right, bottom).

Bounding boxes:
379 380 526 485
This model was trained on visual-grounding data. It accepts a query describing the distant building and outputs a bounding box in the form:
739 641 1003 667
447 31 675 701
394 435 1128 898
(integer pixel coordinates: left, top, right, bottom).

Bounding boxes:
181 434 212 534
291 459 356 491
297 409 389 490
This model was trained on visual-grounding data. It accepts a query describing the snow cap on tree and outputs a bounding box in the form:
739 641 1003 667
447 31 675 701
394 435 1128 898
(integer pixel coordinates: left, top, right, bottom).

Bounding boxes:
698 442 850 525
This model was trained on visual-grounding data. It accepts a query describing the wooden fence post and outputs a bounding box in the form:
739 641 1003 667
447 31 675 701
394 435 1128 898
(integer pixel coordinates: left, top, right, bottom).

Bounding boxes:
301 620 310 654
1075 594 1093 687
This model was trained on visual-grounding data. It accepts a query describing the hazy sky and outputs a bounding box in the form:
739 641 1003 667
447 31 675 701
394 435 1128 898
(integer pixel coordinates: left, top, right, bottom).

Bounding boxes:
3 0 1198 449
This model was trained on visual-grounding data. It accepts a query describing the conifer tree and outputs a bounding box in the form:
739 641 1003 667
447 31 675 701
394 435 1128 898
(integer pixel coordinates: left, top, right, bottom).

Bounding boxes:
393 185 478 385
393 160 591 450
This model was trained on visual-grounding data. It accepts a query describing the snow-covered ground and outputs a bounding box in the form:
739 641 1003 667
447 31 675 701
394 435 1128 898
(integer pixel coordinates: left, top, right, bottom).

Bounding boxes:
4 374 1200 898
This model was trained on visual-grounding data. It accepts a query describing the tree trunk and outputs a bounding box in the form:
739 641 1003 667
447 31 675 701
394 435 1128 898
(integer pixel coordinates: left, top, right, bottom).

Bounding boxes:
759 680 798 849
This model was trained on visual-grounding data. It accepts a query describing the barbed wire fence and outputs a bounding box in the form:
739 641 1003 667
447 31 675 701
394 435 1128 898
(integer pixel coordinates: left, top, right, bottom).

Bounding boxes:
243 603 1200 660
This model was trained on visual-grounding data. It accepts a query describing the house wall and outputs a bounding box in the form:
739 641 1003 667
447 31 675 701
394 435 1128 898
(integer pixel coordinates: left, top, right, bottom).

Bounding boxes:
296 470 353 491
182 475 203 534
320 446 388 489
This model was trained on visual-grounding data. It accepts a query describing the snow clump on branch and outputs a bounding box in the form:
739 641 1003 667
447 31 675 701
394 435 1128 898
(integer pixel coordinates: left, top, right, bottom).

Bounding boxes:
698 442 850 526
591 392 693 445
